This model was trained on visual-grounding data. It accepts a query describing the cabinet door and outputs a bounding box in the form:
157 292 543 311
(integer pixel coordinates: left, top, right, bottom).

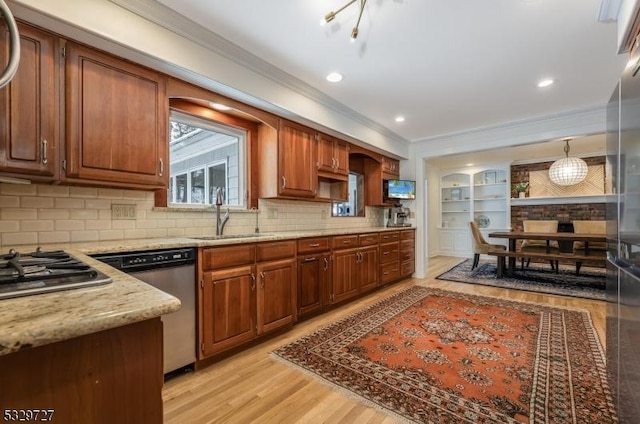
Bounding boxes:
256 258 296 334
0 23 57 179
330 249 359 304
358 246 379 293
278 120 316 197
317 134 335 173
64 42 167 187
297 255 323 318
200 266 255 358
382 156 399 177
333 140 349 176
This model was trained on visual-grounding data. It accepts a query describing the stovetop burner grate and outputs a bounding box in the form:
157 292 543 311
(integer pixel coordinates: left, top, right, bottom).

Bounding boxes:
0 247 112 300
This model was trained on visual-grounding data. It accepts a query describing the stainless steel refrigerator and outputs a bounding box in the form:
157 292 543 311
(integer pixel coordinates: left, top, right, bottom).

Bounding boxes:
606 52 640 423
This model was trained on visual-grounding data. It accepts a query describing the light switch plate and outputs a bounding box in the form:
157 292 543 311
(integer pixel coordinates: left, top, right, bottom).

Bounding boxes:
111 204 136 220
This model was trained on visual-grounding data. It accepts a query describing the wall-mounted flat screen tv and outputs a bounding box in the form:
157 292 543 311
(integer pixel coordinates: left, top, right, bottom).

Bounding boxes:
387 179 416 200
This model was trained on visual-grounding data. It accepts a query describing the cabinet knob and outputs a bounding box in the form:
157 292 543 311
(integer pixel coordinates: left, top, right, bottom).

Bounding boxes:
250 273 256 290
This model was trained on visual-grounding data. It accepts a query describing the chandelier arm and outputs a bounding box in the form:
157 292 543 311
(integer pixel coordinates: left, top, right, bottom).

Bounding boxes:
329 0 357 20
353 0 367 32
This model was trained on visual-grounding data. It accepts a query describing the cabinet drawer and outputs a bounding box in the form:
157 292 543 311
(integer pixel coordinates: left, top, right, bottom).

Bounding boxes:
256 240 296 262
359 233 379 246
297 237 330 254
400 239 414 252
400 229 415 240
333 235 358 249
380 231 400 243
400 248 414 263
201 245 256 270
379 242 399 264
401 260 415 276
380 262 400 284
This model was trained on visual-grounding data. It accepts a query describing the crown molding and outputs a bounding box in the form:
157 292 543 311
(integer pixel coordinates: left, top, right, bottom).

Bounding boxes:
108 0 407 145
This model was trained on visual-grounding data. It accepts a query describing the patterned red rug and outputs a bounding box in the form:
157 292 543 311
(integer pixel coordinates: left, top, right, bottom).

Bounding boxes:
273 286 616 423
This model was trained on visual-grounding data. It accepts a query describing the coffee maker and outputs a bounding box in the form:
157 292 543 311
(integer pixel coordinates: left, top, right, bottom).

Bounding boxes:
388 205 411 227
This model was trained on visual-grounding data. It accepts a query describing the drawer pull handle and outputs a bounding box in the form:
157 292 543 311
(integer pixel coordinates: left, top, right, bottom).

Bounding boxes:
41 139 48 164
304 257 317 262
342 240 352 244
309 243 320 247
250 273 256 290
323 257 328 270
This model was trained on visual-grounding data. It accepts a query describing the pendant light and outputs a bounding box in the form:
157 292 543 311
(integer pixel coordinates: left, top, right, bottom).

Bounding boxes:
548 139 588 186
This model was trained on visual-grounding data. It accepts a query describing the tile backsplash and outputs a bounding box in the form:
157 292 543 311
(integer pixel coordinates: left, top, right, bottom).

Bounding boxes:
0 183 385 248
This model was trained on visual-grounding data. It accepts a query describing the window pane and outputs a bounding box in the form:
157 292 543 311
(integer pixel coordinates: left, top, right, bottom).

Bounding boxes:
191 168 205 204
175 174 187 203
209 163 227 205
169 111 245 207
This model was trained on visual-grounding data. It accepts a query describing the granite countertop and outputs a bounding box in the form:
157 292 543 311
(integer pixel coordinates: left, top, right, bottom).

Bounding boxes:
0 226 413 357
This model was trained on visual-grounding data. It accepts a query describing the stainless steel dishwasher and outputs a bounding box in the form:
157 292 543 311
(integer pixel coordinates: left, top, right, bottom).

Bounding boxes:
93 248 196 375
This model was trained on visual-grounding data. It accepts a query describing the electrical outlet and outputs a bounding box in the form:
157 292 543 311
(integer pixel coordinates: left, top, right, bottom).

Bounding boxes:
111 204 136 220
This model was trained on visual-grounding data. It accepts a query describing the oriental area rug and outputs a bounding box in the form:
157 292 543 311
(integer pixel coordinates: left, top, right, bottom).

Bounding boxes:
273 286 616 423
436 259 606 301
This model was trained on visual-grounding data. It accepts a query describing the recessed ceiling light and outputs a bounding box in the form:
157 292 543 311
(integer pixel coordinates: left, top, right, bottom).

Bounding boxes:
326 72 343 83
537 79 554 88
210 102 232 111
394 116 405 123
466 163 474 167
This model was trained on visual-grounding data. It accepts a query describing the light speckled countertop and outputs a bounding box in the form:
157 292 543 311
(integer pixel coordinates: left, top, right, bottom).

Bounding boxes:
0 227 413 357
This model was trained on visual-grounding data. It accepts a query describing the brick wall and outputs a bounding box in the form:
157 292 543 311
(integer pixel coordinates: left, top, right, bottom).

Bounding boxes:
510 156 606 230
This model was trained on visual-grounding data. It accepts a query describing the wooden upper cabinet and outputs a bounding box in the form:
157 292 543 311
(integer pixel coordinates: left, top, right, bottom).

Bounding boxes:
63 42 167 188
317 133 348 179
277 119 317 197
0 22 58 180
382 156 400 178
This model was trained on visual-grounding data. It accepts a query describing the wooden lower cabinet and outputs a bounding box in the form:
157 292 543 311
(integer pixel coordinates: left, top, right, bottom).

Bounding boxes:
329 245 378 305
200 265 256 357
400 229 416 277
0 319 163 424
198 242 296 359
297 253 330 318
256 258 296 333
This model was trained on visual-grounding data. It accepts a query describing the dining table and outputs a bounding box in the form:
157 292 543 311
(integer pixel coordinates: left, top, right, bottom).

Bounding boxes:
487 231 607 276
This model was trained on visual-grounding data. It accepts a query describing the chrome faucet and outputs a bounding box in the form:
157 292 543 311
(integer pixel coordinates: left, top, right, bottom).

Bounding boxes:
215 188 230 236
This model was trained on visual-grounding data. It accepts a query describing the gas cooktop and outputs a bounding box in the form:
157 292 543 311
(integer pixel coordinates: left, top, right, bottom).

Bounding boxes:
0 248 112 300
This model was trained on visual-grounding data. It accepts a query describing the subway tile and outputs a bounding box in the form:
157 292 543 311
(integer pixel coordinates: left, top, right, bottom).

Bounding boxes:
99 230 124 241
112 220 136 230
2 208 38 220
166 227 186 237
85 220 112 230
0 195 19 208
55 198 85 209
69 187 99 198
124 229 147 239
70 230 99 243
21 220 54 232
70 209 99 220
38 209 70 220
0 221 19 232
38 231 71 244
145 228 168 238
36 185 69 197
85 199 112 210
55 220 86 231
135 220 157 229
122 190 148 200
21 196 55 209
97 188 124 199
0 184 37 196
2 232 37 247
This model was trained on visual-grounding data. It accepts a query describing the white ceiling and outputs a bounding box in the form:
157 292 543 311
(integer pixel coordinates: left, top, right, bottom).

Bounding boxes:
155 0 628 146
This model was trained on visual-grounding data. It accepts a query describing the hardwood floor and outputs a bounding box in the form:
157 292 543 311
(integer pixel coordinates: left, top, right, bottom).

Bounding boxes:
162 256 606 423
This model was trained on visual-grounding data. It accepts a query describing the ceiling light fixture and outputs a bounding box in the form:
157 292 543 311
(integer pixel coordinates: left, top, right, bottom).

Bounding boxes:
394 116 405 123
537 79 554 88
326 72 343 82
323 0 368 42
548 139 588 186
209 102 232 111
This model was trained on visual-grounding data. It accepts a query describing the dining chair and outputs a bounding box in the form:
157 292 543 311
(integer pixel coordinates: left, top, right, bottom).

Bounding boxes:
520 220 559 270
469 221 506 270
572 220 607 274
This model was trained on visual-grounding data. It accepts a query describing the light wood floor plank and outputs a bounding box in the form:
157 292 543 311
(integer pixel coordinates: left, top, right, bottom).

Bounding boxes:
163 255 606 423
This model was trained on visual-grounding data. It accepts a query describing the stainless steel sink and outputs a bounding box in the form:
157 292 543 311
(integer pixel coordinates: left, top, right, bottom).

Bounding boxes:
190 233 272 240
